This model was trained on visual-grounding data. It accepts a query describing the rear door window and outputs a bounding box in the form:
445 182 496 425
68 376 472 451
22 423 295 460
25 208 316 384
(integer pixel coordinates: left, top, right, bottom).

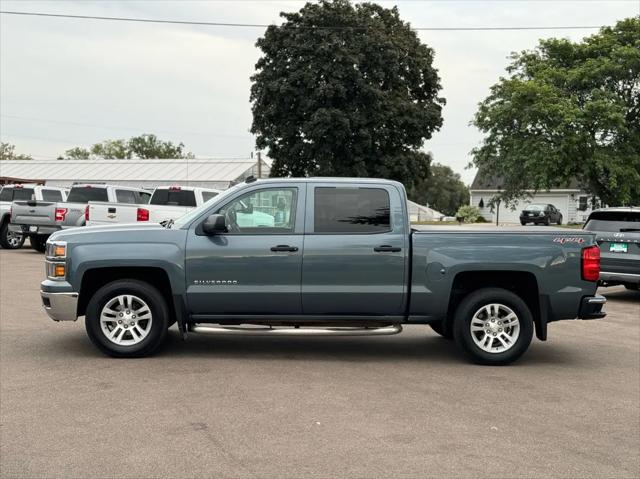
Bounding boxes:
0 188 12 201
150 189 197 207
202 191 219 202
584 211 640 232
66 187 108 203
42 189 63 202
314 187 391 234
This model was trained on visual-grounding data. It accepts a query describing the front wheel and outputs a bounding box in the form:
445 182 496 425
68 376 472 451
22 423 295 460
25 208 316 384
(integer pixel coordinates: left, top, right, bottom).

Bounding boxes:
85 280 170 357
453 288 534 365
0 222 25 249
557 215 563 225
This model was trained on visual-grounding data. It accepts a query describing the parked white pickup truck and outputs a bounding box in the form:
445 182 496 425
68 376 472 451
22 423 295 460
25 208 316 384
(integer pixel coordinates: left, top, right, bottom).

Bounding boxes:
0 184 68 249
86 186 221 226
10 184 149 252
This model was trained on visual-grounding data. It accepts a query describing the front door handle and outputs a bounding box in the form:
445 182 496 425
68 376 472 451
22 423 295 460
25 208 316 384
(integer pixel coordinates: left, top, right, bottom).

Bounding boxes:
270 245 299 252
374 245 401 253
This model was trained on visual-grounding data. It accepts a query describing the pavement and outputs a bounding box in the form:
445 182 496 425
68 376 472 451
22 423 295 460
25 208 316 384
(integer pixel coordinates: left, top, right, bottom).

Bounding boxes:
1 247 638 479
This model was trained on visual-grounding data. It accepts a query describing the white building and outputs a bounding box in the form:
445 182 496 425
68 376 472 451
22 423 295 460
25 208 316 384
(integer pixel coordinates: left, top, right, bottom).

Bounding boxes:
0 158 270 189
469 172 599 224
407 200 444 222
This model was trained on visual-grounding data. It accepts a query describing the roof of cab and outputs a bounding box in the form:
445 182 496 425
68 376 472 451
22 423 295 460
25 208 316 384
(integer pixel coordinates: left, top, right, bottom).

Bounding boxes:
244 176 405 187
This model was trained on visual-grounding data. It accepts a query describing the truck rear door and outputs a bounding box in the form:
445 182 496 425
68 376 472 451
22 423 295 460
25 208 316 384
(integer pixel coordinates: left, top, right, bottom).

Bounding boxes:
301 183 408 316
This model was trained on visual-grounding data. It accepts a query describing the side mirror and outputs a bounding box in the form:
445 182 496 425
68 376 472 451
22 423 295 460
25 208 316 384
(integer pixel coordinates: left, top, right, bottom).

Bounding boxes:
202 214 227 235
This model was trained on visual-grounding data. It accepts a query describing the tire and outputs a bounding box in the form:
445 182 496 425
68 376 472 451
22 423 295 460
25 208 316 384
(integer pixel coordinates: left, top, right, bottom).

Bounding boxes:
557 215 563 225
544 217 550 226
85 279 170 358
520 221 526 226
429 321 453 340
29 235 47 253
453 288 534 365
0 221 25 249
625 284 639 291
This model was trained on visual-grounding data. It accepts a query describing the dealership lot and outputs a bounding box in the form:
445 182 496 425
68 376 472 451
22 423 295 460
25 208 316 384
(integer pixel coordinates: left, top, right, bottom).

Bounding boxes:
1 248 638 478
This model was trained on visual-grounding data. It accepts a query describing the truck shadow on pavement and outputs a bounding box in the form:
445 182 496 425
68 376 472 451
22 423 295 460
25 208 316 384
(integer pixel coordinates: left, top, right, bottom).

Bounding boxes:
50 327 598 367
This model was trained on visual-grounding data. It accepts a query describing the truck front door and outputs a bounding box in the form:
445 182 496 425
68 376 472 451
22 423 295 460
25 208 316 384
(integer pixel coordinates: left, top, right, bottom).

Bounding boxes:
301 183 408 317
185 184 305 316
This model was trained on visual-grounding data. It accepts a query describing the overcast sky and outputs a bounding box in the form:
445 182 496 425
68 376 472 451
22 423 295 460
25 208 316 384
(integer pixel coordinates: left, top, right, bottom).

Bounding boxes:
1 0 638 184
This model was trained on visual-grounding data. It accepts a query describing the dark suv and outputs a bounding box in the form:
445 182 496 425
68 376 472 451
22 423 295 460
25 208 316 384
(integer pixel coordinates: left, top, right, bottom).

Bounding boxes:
583 207 640 291
520 204 563 225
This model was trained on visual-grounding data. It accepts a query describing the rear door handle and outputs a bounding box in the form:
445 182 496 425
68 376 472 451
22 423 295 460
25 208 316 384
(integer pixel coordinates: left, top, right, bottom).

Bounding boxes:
374 245 401 253
270 245 299 252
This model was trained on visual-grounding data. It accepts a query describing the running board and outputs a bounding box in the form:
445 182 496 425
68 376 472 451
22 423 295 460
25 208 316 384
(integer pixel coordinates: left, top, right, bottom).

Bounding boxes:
190 324 403 337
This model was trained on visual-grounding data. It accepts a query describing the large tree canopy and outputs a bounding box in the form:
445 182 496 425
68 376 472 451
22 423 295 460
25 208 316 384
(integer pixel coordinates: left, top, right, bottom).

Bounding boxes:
472 17 640 206
250 0 444 189
409 163 469 216
63 134 194 160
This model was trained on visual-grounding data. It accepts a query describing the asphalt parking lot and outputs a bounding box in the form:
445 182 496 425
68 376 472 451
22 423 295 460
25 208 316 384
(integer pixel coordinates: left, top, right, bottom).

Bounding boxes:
1 247 638 479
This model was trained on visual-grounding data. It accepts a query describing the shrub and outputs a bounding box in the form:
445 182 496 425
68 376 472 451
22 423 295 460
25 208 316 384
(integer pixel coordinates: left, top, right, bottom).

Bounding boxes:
455 205 482 223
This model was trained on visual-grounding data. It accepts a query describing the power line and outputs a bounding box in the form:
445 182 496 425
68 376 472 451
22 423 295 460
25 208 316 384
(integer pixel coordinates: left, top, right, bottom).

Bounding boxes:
0 10 607 31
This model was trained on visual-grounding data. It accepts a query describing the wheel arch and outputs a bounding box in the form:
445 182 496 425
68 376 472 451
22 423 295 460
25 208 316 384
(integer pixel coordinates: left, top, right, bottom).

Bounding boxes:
445 270 546 341
77 266 185 334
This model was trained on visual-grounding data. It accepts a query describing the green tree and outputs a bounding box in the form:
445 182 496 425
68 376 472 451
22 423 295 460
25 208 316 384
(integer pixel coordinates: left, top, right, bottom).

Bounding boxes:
62 134 194 160
409 163 469 216
472 17 640 206
251 0 444 189
0 142 32 160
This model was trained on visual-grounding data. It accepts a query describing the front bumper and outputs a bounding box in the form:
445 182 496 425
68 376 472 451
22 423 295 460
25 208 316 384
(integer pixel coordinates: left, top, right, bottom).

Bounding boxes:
41 291 78 321
9 224 61 235
578 295 606 320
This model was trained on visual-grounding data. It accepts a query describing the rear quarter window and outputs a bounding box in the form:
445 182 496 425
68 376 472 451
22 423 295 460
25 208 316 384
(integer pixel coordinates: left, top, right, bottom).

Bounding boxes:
12 188 35 201
314 187 391 234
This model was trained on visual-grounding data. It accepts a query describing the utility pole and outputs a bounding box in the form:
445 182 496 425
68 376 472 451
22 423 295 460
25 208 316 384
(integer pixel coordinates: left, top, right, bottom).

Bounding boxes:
256 151 262 178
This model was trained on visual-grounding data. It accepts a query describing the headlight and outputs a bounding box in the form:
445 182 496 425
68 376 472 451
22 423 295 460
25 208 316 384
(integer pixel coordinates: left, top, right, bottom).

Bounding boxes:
46 262 66 279
46 241 66 259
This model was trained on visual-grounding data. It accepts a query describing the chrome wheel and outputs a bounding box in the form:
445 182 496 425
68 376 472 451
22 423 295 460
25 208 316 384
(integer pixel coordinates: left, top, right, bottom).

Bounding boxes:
470 303 520 353
6 231 22 248
100 295 153 346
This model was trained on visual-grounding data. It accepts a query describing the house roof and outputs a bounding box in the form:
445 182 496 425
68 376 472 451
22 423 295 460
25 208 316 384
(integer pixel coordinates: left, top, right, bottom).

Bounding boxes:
0 158 267 184
470 169 582 191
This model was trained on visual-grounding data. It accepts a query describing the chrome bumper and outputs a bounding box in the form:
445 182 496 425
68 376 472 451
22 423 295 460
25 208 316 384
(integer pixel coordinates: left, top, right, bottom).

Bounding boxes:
41 291 78 321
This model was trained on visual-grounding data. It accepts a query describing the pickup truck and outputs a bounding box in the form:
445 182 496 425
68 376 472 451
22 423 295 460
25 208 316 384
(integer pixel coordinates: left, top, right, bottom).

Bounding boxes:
86 186 221 226
10 184 150 252
0 184 68 249
40 177 606 365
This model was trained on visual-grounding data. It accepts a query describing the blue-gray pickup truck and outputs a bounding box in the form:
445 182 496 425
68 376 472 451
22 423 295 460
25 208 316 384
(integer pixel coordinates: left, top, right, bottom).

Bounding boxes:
40 177 606 365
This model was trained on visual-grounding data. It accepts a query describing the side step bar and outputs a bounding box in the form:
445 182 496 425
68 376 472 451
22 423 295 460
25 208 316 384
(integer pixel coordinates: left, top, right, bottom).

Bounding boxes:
190 324 403 337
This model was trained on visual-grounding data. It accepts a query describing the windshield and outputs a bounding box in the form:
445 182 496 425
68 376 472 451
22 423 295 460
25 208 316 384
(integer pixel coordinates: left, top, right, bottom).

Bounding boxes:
584 211 640 232
66 186 108 203
524 204 545 211
172 183 245 229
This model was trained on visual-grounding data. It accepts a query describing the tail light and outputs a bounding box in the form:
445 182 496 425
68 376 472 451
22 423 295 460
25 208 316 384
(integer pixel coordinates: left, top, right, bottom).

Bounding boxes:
169 186 181 191
581 245 600 282
55 207 68 222
84 205 90 221
136 208 149 222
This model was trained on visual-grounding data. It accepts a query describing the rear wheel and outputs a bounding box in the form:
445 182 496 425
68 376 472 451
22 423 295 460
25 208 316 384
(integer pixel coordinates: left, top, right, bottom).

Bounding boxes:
557 215 563 225
0 221 25 249
29 235 47 253
453 288 534 365
85 280 170 357
520 221 526 226
625 284 639 291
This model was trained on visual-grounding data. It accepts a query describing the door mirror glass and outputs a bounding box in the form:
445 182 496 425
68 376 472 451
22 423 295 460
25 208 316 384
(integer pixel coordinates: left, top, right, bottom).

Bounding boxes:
202 214 227 235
